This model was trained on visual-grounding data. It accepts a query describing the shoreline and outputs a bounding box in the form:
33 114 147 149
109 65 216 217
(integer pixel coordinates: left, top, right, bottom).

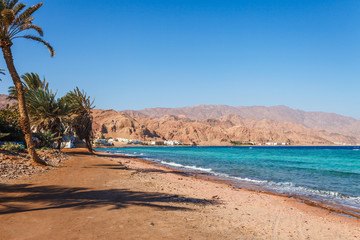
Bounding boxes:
96 147 360 220
96 145 360 148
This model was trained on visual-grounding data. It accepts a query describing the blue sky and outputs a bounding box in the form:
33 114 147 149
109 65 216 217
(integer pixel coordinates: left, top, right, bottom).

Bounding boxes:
0 0 360 118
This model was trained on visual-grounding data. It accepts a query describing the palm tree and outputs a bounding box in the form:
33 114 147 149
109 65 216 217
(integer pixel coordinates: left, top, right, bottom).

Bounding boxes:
65 88 95 153
25 87 69 149
0 1 54 165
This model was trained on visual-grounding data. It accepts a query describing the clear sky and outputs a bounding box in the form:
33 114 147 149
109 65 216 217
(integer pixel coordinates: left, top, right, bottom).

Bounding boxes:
0 0 360 118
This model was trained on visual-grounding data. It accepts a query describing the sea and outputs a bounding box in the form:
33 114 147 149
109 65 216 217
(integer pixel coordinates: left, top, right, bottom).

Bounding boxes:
96 146 360 217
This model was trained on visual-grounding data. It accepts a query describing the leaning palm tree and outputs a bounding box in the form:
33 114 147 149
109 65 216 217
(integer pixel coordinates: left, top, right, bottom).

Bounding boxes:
0 1 54 165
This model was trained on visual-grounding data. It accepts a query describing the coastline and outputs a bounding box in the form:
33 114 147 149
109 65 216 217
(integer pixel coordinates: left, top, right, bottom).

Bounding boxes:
1 149 359 239
99 144 360 148
99 150 360 220
97 146 360 219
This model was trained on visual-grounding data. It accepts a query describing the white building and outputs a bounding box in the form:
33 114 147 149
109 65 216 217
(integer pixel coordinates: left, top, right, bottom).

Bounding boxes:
117 138 130 143
117 138 142 144
164 140 182 146
130 139 142 144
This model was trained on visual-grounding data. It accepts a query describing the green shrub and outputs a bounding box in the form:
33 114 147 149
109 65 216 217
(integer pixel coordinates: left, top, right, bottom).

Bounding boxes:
0 142 25 151
34 130 60 148
229 141 254 146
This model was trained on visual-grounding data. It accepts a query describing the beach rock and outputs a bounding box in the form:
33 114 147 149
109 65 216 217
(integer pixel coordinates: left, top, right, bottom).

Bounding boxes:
0 149 68 182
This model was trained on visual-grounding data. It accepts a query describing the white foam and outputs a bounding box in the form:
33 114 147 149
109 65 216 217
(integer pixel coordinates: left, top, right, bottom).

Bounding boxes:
160 161 213 173
209 173 360 208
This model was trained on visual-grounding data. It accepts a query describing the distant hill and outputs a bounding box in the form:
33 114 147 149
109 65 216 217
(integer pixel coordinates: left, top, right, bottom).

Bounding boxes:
124 104 360 139
93 109 357 146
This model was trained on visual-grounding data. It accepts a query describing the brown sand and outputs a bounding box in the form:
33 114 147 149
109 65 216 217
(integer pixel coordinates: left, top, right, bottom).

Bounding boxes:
0 149 359 240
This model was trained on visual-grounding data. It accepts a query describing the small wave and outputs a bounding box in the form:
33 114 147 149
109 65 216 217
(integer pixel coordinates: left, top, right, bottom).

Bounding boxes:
263 182 360 207
232 176 268 184
215 173 268 184
209 173 360 207
160 161 213 172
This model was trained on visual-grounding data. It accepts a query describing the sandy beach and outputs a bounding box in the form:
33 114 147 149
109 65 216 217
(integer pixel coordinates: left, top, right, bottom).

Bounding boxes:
0 149 359 240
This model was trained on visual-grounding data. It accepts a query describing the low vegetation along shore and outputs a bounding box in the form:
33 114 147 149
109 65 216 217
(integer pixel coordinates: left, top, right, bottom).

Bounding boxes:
1 149 359 240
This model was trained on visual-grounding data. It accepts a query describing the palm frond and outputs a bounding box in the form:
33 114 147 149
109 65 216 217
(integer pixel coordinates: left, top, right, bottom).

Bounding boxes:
8 85 16 99
8 72 48 98
0 1 54 58
7 0 19 9
17 34 54 56
0 68 4 81
12 2 25 14
16 2 42 24
20 23 43 36
21 72 48 90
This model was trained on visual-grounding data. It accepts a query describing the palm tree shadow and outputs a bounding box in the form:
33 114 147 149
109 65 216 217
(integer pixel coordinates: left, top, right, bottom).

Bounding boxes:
0 184 217 215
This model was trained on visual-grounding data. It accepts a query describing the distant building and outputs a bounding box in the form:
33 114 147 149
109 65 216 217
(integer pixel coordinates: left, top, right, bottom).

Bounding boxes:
130 139 142 144
150 141 164 145
117 138 130 143
265 142 289 146
94 138 113 146
116 138 142 144
164 140 183 146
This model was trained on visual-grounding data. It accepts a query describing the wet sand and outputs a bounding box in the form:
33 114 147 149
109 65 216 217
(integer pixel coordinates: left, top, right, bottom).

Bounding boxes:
0 149 359 239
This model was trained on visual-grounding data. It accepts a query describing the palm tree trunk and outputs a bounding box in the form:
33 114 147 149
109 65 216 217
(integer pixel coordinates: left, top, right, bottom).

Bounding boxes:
85 136 93 153
1 45 46 165
57 129 61 150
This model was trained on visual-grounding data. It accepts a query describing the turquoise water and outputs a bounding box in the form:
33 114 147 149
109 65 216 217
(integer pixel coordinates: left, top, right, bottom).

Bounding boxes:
96 146 360 212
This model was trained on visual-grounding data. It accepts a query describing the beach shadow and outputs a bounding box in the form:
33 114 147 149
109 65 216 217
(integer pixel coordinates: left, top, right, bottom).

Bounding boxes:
94 152 140 159
88 163 197 177
0 183 217 215
83 163 129 170
133 168 191 177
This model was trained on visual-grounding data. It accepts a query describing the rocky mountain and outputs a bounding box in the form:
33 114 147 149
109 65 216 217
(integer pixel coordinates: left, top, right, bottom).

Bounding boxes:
124 104 360 139
92 109 162 141
93 110 357 146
